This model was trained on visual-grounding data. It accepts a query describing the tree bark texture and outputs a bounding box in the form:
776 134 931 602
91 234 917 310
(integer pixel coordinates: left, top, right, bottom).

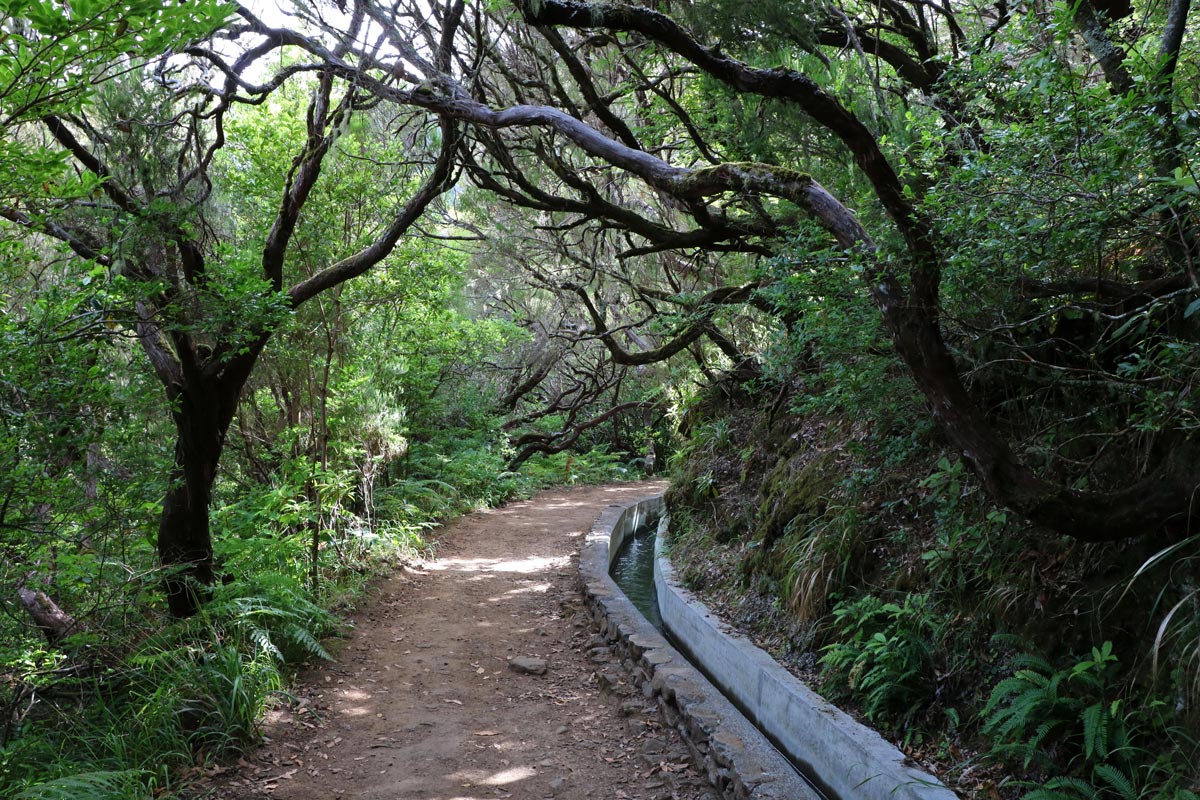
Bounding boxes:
157 375 244 617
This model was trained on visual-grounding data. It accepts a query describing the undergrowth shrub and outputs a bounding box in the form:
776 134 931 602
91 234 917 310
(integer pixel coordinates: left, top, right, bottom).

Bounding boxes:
0 695 181 799
914 457 1047 620
206 577 336 664
402 436 519 510
213 451 440 602
0 574 335 798
779 501 864 623
129 642 280 760
1126 534 1200 709
374 477 462 524
520 447 632 487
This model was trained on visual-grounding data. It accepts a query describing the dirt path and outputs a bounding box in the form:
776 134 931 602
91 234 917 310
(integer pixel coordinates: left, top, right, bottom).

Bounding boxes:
217 482 718 800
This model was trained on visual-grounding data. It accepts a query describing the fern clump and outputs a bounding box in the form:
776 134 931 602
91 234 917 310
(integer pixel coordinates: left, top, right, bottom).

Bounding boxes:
15 769 155 800
206 576 337 664
983 642 1199 799
818 593 948 728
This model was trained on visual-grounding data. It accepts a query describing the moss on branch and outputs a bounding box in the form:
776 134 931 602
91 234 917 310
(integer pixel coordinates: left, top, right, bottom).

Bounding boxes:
670 161 814 202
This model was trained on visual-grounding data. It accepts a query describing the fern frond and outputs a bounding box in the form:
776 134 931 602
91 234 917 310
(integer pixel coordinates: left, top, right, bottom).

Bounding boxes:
1011 653 1056 674
250 627 283 662
1032 720 1058 749
283 623 332 661
1082 703 1108 762
1021 777 1098 800
1091 763 1137 800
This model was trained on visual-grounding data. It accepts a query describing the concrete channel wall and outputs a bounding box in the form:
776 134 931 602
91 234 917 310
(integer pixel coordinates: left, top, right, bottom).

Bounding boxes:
581 493 821 800
582 492 960 800
653 516 958 800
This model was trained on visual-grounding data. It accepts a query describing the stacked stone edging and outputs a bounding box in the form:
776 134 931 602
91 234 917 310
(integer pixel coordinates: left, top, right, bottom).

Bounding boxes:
580 495 821 800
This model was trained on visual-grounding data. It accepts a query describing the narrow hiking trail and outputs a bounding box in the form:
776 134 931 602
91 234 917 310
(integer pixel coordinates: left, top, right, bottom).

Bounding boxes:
218 482 719 800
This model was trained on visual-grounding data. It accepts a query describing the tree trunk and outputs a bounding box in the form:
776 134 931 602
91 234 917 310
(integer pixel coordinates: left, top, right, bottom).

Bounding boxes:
157 375 242 618
883 300 1200 542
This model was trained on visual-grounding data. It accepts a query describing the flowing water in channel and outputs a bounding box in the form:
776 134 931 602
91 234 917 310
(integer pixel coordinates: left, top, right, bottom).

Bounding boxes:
609 516 664 631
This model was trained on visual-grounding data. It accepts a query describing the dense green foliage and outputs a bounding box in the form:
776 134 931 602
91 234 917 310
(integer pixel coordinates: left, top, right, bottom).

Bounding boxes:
667 333 1200 797
0 184 643 793
0 13 640 794
3 0 1200 796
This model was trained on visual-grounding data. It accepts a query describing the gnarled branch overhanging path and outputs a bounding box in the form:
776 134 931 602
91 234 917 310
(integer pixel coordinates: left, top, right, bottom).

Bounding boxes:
218 1 1200 543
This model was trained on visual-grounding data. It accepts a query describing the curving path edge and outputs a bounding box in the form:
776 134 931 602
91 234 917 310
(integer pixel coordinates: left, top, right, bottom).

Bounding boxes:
579 495 821 800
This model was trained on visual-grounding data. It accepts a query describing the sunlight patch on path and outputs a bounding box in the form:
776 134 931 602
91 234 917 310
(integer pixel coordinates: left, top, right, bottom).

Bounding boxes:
426 555 571 573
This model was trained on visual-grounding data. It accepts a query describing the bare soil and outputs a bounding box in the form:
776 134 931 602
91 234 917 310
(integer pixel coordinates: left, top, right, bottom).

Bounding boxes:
213 482 718 800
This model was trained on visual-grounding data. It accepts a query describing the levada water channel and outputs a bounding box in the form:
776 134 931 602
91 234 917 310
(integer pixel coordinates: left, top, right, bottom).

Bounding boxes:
606 510 835 800
608 513 664 632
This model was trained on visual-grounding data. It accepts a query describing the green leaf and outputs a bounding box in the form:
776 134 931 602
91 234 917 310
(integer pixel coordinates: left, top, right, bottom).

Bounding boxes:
17 770 153 800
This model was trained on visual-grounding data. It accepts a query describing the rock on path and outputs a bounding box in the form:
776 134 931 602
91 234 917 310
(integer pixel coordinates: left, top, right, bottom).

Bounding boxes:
215 482 718 800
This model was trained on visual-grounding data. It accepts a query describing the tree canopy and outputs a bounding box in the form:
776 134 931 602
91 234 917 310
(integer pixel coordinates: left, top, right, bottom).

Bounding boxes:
1 0 1199 794
192 0 1199 542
